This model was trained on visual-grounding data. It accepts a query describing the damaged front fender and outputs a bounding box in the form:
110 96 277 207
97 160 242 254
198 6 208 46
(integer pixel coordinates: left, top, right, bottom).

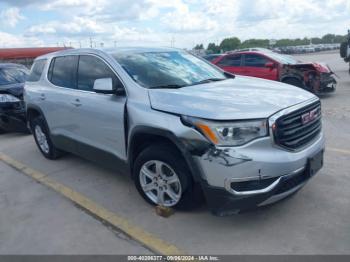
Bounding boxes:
280 63 336 94
203 147 252 167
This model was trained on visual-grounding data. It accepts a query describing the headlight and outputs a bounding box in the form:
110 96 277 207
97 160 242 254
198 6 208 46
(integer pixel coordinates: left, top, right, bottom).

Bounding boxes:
0 94 20 103
181 116 268 146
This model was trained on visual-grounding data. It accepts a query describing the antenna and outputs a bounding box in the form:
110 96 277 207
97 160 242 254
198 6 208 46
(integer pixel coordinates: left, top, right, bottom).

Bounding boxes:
89 37 93 48
170 36 175 47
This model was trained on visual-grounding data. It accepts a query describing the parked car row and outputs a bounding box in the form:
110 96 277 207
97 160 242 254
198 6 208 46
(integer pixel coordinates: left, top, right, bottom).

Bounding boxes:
21 47 325 215
277 44 340 54
204 50 337 94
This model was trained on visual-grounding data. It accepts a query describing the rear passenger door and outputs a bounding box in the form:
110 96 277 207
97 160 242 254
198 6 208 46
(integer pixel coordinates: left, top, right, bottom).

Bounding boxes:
215 54 244 75
72 55 127 161
44 55 80 152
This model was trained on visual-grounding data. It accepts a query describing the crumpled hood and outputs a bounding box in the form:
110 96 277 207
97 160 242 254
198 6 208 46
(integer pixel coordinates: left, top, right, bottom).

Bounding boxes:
149 76 316 120
313 62 333 73
0 83 24 98
294 61 333 73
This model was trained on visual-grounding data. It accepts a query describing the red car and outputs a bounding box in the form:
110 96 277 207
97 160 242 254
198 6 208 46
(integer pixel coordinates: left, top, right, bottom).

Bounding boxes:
206 51 336 94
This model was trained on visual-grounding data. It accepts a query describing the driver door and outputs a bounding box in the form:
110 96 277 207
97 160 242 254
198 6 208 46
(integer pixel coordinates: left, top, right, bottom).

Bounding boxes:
72 55 127 161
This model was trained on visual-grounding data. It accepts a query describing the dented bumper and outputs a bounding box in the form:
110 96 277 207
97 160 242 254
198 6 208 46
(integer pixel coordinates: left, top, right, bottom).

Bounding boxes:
193 133 325 215
318 73 337 94
0 101 27 132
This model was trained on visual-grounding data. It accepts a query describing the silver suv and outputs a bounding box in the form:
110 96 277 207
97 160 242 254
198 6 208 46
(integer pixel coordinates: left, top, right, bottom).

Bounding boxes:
24 48 325 215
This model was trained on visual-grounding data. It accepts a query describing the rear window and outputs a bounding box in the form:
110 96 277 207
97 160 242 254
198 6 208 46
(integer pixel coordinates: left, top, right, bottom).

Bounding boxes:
48 56 78 89
27 59 46 82
217 55 242 67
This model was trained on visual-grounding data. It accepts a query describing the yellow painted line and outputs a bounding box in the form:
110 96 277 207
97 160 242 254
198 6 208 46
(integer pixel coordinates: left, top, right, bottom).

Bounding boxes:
327 147 350 155
0 152 184 255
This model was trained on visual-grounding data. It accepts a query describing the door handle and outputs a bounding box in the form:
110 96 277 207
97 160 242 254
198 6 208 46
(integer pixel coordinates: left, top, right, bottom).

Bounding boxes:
39 94 46 100
71 98 82 107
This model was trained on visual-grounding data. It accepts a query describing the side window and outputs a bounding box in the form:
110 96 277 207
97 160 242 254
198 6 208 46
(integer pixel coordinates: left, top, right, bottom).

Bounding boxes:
244 54 269 67
217 55 241 67
77 55 121 91
49 56 78 89
27 59 46 82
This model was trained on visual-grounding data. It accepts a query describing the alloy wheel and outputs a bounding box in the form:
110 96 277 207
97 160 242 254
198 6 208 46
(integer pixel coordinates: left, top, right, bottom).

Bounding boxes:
139 160 182 207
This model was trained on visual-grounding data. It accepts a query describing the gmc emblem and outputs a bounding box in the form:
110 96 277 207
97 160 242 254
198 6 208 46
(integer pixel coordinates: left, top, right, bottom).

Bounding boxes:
301 108 318 125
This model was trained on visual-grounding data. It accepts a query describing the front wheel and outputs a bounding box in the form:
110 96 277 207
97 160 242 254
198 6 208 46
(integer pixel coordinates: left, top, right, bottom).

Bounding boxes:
30 116 63 160
133 144 202 210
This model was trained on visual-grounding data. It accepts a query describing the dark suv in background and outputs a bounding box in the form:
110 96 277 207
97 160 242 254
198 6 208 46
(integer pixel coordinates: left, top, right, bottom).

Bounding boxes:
0 63 29 133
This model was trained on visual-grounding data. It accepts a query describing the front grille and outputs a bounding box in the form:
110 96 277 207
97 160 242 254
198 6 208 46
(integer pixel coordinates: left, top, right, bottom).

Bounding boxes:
273 101 322 150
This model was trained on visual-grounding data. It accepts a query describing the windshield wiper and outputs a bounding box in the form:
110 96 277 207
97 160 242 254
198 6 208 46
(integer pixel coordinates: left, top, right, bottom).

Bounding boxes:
148 84 186 89
190 78 226 86
148 78 226 89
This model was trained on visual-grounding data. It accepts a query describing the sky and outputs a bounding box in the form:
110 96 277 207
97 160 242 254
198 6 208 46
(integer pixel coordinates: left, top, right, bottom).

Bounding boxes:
0 0 349 49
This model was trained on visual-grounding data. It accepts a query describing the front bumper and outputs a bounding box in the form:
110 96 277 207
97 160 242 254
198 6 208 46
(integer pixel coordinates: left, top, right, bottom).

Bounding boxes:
318 73 336 94
201 165 316 216
193 132 325 215
0 101 27 132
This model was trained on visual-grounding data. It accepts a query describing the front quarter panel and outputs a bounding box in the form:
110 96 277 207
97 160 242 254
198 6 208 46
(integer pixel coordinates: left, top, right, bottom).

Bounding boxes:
126 98 211 180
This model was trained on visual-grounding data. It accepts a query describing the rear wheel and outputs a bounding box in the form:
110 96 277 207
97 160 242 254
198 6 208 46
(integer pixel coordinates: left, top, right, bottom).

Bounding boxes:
133 144 202 210
30 116 63 160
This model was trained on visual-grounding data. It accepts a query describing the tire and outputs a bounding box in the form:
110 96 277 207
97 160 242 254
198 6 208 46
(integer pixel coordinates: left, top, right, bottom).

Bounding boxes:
283 78 304 88
133 143 202 210
340 42 347 58
0 128 6 134
23 128 32 135
30 116 63 160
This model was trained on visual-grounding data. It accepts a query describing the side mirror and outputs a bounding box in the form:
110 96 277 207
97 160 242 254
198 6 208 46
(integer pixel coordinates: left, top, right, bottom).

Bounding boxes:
265 62 275 69
93 78 114 94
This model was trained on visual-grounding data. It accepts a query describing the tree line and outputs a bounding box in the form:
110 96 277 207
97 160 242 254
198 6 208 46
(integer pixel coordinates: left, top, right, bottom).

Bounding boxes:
194 34 347 53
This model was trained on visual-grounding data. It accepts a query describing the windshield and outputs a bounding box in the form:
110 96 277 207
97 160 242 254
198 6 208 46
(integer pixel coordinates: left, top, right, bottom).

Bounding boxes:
266 52 300 64
112 51 226 88
0 67 29 85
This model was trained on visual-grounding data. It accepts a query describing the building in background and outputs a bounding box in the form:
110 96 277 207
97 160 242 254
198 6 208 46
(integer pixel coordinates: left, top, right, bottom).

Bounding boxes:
0 47 70 68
